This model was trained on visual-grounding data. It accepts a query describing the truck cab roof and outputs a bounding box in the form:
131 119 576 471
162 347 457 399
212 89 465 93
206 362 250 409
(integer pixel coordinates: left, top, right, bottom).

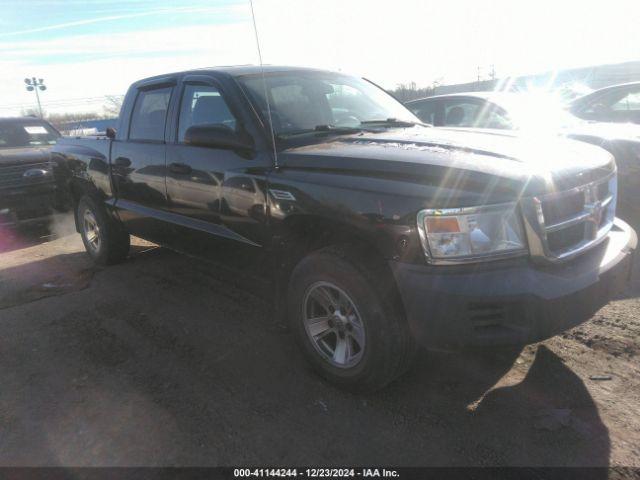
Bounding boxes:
128 65 348 88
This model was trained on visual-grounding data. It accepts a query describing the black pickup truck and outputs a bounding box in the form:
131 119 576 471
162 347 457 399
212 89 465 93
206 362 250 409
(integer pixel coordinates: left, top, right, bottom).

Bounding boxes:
53 66 637 391
0 117 64 227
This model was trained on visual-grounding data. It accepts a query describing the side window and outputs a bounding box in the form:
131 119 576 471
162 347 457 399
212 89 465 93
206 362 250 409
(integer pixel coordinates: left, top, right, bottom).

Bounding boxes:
611 91 640 112
129 87 172 142
178 85 237 142
443 100 481 127
477 104 512 129
225 176 255 192
409 101 437 125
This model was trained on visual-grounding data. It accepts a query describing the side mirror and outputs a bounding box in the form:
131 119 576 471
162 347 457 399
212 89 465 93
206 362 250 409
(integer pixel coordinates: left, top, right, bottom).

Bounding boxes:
105 127 116 139
184 124 253 151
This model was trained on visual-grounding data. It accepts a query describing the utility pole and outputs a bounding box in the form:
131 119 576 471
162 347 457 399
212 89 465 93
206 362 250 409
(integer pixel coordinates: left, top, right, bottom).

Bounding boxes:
476 66 482 85
24 77 46 118
489 64 496 81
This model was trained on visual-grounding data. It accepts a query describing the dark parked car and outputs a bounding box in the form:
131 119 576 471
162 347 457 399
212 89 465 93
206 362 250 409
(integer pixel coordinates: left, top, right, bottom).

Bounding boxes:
406 92 640 225
0 117 65 227
570 82 640 125
53 67 636 391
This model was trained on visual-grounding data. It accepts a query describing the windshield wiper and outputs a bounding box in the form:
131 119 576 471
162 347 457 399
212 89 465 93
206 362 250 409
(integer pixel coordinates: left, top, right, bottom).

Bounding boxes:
361 118 432 128
277 119 430 139
278 124 364 139
314 124 364 133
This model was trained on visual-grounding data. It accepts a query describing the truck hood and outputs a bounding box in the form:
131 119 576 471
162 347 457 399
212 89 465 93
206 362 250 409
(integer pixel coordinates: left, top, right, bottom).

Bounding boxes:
0 146 53 166
279 126 614 196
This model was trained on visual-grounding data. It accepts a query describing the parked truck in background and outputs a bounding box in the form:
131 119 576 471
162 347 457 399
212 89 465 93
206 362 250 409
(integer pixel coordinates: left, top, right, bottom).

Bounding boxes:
0 117 67 228
52 66 637 391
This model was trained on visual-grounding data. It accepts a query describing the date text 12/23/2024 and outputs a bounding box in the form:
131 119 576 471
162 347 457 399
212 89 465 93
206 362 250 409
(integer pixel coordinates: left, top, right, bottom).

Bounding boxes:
234 469 399 478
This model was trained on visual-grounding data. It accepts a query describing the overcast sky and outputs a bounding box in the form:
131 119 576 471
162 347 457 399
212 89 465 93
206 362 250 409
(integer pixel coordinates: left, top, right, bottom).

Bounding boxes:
1 0 639 116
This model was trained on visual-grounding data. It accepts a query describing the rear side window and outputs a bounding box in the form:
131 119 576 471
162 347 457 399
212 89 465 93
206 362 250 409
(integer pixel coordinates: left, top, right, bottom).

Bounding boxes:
129 87 172 142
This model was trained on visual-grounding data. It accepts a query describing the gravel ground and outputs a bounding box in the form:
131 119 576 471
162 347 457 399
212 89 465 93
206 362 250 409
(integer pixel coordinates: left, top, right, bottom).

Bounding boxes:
0 214 638 468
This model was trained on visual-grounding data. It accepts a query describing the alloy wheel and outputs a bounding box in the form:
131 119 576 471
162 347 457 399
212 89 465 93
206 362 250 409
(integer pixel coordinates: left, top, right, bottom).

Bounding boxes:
302 281 366 368
82 209 101 253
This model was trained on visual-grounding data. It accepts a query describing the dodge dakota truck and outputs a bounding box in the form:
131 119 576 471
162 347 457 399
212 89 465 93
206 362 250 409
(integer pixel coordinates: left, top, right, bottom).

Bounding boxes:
0 117 64 227
52 66 637 391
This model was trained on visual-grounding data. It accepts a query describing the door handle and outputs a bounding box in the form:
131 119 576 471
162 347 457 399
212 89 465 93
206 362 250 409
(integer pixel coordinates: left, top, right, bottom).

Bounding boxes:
114 157 131 167
169 162 192 174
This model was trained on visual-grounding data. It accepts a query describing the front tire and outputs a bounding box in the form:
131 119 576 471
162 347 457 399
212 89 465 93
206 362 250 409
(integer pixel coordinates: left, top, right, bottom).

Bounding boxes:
77 195 130 265
287 247 415 392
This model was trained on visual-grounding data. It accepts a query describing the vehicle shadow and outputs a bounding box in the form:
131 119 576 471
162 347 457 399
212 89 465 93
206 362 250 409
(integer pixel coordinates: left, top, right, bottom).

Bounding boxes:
472 346 609 467
0 224 53 254
0 242 156 309
388 346 610 467
0 247 611 469
0 213 76 254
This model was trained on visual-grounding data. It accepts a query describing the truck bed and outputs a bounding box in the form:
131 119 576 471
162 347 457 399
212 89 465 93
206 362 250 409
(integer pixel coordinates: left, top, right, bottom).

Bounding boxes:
55 135 113 159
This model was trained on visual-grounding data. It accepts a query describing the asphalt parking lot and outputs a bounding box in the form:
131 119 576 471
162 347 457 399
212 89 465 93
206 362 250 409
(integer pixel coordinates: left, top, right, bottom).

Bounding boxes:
0 214 639 468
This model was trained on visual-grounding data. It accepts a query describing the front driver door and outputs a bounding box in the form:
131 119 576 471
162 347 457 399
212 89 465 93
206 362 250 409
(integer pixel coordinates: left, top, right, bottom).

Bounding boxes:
165 77 270 272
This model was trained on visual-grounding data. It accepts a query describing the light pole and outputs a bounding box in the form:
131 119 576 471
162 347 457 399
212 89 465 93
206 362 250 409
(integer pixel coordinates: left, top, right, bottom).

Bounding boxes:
24 77 46 118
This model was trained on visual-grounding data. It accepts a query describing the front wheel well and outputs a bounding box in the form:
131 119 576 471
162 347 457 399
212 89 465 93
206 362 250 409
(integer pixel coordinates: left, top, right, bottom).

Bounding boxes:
282 226 418 390
274 216 404 322
68 180 105 233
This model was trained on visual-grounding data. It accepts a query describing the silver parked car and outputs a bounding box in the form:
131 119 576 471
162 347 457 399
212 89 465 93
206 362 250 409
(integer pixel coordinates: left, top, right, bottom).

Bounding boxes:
406 92 640 225
570 82 640 125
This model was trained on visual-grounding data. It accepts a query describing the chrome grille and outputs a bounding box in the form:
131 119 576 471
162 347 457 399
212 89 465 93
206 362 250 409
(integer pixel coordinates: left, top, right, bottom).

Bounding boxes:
521 171 617 262
0 161 53 190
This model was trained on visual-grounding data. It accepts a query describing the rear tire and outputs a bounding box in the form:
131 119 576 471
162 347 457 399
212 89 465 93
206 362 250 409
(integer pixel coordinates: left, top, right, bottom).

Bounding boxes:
77 195 130 265
287 247 415 392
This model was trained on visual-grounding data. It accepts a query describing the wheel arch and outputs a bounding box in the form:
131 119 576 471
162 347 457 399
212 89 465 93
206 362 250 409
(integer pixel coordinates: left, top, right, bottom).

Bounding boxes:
274 214 406 320
68 178 111 233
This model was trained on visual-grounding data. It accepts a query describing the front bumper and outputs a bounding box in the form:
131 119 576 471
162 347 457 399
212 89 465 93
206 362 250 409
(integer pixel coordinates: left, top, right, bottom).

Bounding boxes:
0 184 57 227
392 218 637 350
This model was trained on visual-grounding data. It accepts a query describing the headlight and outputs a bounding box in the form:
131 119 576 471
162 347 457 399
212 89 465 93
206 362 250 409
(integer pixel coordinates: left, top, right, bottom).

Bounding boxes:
417 203 527 264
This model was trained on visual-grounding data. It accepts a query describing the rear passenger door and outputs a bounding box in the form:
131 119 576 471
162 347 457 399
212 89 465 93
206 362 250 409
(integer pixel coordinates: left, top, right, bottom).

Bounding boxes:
111 81 174 241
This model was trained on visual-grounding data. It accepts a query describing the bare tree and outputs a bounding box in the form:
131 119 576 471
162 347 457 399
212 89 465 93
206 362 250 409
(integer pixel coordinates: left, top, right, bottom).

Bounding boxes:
103 95 124 117
20 107 43 118
389 82 437 103
45 112 104 131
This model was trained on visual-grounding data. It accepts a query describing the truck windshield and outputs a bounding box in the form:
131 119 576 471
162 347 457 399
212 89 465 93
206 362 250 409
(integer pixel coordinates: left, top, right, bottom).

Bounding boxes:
0 121 60 148
238 71 421 138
